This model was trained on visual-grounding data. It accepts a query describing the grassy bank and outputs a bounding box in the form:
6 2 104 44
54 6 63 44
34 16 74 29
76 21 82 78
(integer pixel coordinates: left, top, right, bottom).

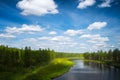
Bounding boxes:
0 58 74 80
24 58 74 80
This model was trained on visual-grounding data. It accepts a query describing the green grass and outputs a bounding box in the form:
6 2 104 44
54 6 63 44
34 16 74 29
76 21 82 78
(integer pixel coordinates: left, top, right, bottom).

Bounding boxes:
24 58 74 80
0 58 74 80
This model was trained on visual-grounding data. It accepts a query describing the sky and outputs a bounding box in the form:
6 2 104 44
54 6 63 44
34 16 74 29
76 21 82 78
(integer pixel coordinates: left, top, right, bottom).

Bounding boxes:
0 0 120 53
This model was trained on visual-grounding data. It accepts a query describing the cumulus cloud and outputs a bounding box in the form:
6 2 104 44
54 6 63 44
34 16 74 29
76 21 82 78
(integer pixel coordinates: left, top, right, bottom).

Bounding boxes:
38 37 52 40
98 0 112 8
58 42 77 45
64 29 84 36
80 34 109 43
87 22 107 30
36 36 77 50
51 36 71 42
23 38 38 43
80 34 109 51
5 24 44 34
110 45 115 48
77 0 96 9
49 31 57 35
0 34 16 38
39 36 71 42
17 0 59 16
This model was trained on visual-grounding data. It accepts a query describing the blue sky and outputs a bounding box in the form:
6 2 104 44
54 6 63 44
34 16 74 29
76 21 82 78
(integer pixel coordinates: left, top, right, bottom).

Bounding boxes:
0 0 120 53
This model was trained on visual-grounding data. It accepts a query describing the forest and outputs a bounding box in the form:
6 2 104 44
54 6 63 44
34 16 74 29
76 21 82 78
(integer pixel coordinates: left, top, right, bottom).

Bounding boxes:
0 45 80 71
83 48 120 67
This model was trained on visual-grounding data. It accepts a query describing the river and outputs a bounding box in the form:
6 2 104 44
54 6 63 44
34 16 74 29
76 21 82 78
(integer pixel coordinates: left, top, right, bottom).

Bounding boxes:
54 60 120 80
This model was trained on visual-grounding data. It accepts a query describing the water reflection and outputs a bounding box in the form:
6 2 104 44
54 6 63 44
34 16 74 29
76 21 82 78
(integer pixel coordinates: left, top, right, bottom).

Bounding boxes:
54 60 120 80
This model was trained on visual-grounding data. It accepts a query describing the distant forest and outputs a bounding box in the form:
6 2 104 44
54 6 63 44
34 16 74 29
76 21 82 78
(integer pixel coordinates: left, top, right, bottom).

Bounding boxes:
0 45 80 72
84 48 120 67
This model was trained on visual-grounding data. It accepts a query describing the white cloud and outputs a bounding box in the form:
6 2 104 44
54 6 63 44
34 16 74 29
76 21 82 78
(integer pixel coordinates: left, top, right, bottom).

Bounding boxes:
5 24 44 34
0 34 16 38
24 38 38 43
51 36 71 42
80 34 109 51
64 29 84 36
17 0 58 16
34 36 77 51
38 36 71 42
87 22 107 30
98 0 112 8
38 37 52 40
80 34 109 43
95 43 106 46
110 45 115 48
49 31 57 35
77 0 96 9
93 43 108 49
58 42 77 45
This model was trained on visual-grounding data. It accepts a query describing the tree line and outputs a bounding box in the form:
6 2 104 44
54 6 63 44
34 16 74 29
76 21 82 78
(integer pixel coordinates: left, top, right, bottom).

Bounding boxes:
83 48 120 67
0 45 55 69
0 45 80 71
55 52 81 58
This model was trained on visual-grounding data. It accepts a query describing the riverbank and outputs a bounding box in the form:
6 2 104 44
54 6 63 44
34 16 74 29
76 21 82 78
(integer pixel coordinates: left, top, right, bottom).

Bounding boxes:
0 58 74 80
54 60 120 80
25 58 74 80
84 60 120 68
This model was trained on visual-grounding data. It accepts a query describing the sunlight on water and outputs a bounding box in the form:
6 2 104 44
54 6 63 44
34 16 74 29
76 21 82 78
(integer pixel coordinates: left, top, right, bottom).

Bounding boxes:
76 61 84 68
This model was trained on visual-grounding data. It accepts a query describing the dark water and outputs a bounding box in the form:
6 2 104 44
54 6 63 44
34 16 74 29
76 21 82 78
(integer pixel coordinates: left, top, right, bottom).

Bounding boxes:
54 60 120 80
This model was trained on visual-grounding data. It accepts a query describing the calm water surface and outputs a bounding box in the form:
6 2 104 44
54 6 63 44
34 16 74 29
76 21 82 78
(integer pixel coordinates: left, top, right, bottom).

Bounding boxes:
54 60 120 80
